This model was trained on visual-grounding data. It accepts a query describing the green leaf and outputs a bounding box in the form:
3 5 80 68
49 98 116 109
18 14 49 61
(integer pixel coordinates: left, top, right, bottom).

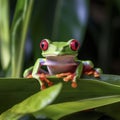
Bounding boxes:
0 74 120 119
100 74 120 85
98 102 120 120
0 83 62 120
0 78 40 113
0 0 10 70
0 74 120 113
60 111 103 120
34 95 120 120
11 0 34 77
47 75 120 103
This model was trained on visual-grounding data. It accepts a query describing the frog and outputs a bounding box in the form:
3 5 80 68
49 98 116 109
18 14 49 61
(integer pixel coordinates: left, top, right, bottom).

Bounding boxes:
23 39 102 90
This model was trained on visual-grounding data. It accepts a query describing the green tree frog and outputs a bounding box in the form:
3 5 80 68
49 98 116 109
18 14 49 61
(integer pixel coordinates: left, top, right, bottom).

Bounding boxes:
23 39 102 89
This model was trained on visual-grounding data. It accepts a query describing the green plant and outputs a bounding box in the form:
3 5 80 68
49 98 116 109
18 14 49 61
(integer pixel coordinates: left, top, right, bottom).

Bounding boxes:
0 0 120 120
0 76 120 120
0 0 34 77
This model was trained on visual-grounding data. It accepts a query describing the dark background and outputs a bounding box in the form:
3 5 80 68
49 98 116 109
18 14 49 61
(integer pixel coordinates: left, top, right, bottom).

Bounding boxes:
10 0 120 75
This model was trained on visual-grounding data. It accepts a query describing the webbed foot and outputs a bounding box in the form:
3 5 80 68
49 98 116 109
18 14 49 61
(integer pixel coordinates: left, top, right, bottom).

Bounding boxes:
26 73 53 90
56 72 77 88
39 73 53 89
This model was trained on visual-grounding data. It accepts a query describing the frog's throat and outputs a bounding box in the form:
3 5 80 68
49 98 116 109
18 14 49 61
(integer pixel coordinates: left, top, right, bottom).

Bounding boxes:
46 55 76 62
44 55 77 66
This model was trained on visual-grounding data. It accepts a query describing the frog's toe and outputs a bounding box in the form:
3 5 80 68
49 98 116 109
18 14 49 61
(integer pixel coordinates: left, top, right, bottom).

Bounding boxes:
56 72 71 78
63 74 78 88
26 74 33 78
71 81 78 88
93 68 103 78
39 73 53 89
93 71 100 78
63 74 74 82
84 70 94 75
56 72 78 88
94 71 100 78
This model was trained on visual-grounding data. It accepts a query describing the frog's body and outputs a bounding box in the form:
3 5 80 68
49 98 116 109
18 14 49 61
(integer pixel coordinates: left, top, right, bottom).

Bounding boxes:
23 39 102 89
44 56 77 75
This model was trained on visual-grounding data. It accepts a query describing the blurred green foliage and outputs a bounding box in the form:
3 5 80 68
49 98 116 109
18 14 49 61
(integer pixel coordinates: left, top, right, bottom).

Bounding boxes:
0 0 120 77
0 0 120 120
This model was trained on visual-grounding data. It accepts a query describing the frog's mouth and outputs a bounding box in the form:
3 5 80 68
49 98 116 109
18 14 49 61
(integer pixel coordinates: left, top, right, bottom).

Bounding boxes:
45 55 77 66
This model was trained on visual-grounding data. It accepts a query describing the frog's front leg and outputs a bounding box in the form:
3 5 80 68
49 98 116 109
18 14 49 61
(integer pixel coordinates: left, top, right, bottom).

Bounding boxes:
56 60 83 88
24 58 53 89
32 58 53 89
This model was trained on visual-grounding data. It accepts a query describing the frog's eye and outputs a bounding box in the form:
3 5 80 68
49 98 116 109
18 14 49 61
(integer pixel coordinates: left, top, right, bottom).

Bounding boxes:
40 39 49 51
70 39 80 51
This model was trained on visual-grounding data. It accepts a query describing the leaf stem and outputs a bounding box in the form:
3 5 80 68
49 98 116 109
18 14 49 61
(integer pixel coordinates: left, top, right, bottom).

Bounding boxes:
11 0 34 77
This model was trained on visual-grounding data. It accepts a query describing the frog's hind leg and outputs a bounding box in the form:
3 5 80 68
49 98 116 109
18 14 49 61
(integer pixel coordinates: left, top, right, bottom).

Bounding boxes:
82 60 102 78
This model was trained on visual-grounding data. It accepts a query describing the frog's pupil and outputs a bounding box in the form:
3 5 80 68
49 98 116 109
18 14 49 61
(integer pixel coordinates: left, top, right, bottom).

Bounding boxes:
75 42 78 48
41 43 44 48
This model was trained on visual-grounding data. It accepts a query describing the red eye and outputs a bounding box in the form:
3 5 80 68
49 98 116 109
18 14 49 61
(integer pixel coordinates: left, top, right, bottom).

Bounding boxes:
70 39 80 51
40 39 49 51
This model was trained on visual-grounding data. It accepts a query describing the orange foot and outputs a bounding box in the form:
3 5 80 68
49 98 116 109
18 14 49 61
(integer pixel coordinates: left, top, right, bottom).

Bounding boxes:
27 73 53 90
56 72 77 88
84 69 100 78
39 73 53 90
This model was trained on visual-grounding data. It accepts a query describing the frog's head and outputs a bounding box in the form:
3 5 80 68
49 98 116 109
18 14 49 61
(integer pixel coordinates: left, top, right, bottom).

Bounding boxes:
40 39 80 57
